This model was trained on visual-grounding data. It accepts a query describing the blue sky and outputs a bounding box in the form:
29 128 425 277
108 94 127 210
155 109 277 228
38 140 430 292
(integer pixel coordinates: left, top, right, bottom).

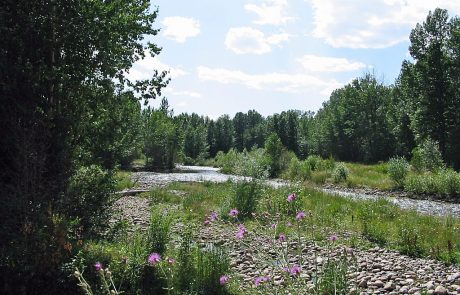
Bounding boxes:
128 0 460 118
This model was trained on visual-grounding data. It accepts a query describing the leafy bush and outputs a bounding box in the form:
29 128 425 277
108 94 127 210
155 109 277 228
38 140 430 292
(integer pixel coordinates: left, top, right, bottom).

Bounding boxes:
332 162 349 183
286 157 312 181
411 138 445 172
148 208 172 255
305 155 322 171
387 157 410 188
224 180 261 220
64 165 115 237
215 148 270 179
404 170 460 198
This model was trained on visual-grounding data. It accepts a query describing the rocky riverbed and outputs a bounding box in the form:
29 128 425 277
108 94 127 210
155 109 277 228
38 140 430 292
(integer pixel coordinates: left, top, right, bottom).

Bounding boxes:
111 191 460 294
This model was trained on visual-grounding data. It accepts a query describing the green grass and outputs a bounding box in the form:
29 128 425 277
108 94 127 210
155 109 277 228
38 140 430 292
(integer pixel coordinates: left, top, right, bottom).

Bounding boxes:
342 162 393 190
115 170 136 191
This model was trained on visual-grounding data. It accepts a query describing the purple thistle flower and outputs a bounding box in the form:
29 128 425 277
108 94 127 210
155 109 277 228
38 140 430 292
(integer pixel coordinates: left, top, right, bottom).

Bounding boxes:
329 234 338 242
148 253 161 266
290 264 301 276
235 224 247 239
210 211 218 221
203 219 211 226
271 223 277 229
287 193 297 202
219 275 229 285
254 276 270 287
94 262 103 272
296 211 306 221
278 233 286 242
229 208 239 217
286 221 292 227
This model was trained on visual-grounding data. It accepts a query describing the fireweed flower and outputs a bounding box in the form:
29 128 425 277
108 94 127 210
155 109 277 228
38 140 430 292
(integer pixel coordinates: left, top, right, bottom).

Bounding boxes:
278 233 286 242
229 208 239 217
290 264 301 276
296 211 306 221
148 253 161 266
210 211 218 221
329 234 338 242
254 276 270 287
219 275 229 285
94 262 103 272
287 193 297 202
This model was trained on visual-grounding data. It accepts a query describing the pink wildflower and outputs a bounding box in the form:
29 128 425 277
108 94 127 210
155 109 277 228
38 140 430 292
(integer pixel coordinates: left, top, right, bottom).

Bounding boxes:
148 253 161 266
210 211 218 221
290 264 301 276
296 211 306 221
278 233 286 242
329 234 338 242
229 208 239 217
219 275 230 285
271 223 277 229
287 193 297 202
204 219 211 226
167 257 176 264
235 224 247 239
94 262 103 272
254 276 270 287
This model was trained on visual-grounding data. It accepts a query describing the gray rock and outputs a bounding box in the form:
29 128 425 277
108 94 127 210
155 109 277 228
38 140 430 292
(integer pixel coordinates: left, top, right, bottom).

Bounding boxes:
433 285 448 295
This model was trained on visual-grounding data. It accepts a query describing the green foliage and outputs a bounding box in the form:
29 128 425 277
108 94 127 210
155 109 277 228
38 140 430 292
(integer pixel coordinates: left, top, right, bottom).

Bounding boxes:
332 163 349 183
264 133 284 177
387 157 410 188
223 180 262 220
313 253 351 295
115 171 136 191
64 165 115 237
411 138 445 172
173 230 230 295
147 208 172 255
397 219 423 257
404 170 460 198
143 106 179 170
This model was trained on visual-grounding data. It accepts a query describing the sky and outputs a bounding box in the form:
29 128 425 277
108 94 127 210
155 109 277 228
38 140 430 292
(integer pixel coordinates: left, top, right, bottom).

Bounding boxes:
127 0 460 119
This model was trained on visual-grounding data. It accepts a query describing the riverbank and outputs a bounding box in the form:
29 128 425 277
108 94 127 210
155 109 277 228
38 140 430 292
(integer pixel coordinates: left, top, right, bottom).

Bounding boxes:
108 180 460 294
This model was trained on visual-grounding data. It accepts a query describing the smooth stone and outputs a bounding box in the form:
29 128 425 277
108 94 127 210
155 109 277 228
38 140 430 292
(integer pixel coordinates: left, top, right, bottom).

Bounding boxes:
433 285 448 295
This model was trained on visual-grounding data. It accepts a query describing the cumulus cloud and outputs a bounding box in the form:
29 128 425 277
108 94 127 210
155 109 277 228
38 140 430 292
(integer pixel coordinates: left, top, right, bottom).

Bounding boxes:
297 55 367 72
162 16 200 43
125 51 187 81
245 0 296 25
197 66 342 95
308 0 460 48
225 27 292 54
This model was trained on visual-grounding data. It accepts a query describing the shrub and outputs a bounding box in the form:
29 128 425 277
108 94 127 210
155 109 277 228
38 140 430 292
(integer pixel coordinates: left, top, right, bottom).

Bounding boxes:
64 165 115 237
286 157 302 180
332 163 349 183
387 157 410 188
305 155 322 171
147 208 172 255
224 180 261 220
411 138 445 172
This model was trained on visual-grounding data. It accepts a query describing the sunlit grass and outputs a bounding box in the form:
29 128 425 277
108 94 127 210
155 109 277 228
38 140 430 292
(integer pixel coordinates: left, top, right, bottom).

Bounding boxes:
343 162 393 190
115 170 136 191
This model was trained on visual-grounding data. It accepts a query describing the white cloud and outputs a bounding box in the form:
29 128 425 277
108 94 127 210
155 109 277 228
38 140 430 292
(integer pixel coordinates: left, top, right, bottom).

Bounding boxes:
164 88 202 98
308 0 460 48
197 66 342 96
297 55 367 72
225 27 291 54
245 0 295 25
125 51 187 81
162 16 200 43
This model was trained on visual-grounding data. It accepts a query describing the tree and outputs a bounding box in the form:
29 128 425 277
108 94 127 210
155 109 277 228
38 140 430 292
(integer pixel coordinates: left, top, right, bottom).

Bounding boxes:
0 0 168 292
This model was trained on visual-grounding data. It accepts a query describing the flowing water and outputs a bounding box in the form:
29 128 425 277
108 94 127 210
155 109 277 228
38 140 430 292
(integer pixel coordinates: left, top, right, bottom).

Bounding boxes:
131 165 460 217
